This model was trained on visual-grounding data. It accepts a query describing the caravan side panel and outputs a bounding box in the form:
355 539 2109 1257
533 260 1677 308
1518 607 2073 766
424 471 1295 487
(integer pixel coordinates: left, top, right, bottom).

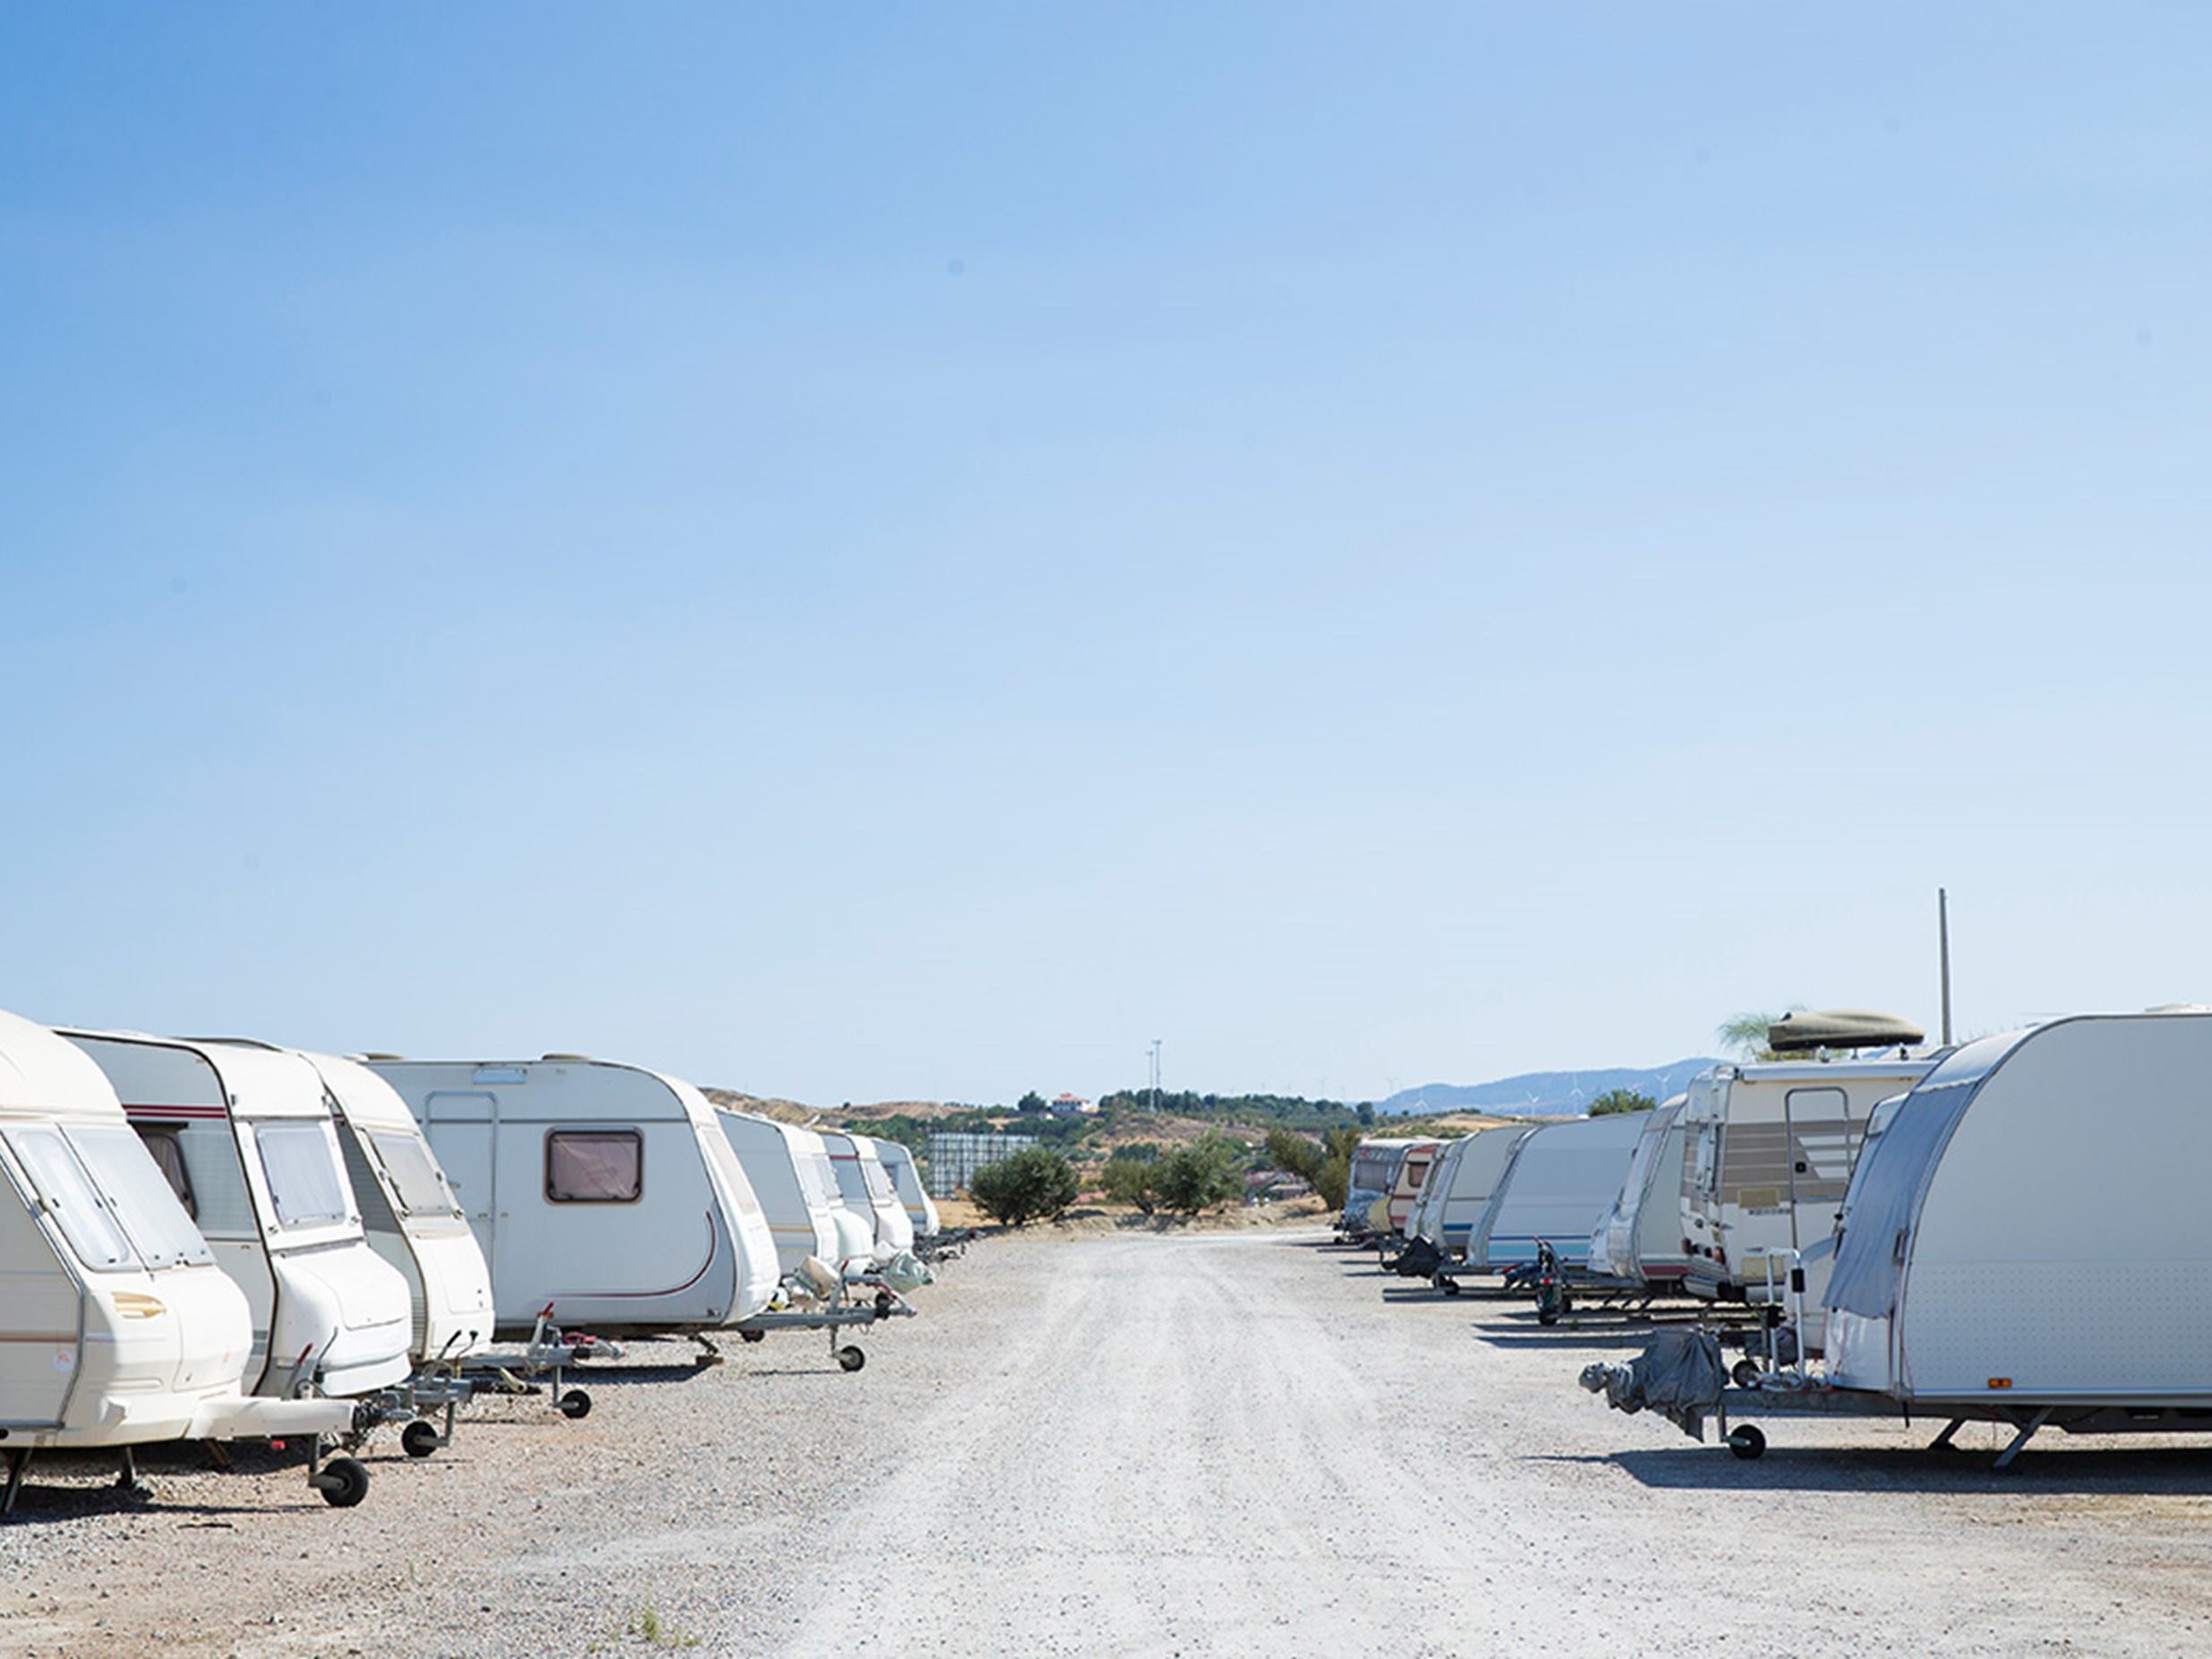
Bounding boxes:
1899 1017 2212 1400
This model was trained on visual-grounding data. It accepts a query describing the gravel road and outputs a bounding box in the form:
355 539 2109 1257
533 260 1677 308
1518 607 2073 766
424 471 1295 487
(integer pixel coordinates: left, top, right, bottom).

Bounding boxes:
9 1229 2212 1656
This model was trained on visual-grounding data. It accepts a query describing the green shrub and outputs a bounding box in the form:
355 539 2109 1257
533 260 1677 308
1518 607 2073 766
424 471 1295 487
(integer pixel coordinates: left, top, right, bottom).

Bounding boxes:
1100 1156 1160 1214
1150 1132 1245 1216
968 1147 1080 1227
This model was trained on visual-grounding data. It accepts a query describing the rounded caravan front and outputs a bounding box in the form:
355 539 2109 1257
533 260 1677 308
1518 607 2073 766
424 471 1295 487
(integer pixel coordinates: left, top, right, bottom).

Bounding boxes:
1467 1113 1648 1275
1405 1136 1467 1247
0 1010 356 1509
1826 1014 2212 1414
713 1108 846 1276
874 1139 942 1237
1341 1139 1419 1239
1416 1126 1532 1256
63 1030 413 1399
822 1132 913 1263
305 1052 494 1367
1381 1140 1442 1238
1585 1101 1690 1288
364 1056 779 1339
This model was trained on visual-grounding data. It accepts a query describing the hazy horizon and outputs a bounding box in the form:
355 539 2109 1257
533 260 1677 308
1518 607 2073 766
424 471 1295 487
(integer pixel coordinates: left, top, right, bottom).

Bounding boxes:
7 6 2208 1105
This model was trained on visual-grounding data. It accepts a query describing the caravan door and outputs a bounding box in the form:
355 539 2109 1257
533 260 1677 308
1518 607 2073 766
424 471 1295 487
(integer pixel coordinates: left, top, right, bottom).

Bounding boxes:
422 1092 497 1276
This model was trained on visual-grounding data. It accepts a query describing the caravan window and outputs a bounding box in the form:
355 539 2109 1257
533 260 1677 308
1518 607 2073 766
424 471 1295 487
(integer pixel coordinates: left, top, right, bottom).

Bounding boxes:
138 1129 198 1218
66 1124 214 1269
370 1130 459 1217
5 1126 137 1271
253 1122 353 1227
546 1130 643 1203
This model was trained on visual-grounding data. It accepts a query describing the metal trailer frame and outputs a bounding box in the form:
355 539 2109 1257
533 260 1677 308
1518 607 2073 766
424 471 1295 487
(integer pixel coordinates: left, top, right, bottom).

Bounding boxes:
733 1276 920 1373
1707 1379 2212 1471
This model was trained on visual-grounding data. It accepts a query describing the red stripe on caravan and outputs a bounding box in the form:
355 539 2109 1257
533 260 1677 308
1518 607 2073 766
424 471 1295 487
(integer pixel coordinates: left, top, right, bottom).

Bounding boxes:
122 1104 231 1120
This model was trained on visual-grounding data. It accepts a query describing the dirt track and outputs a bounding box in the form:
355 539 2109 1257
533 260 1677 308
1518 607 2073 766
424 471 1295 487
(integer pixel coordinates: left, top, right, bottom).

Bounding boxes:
9 1231 2212 1655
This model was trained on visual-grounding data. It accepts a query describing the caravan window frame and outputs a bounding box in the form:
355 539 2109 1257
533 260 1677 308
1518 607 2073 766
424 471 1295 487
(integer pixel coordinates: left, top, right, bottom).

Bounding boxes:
544 1129 644 1204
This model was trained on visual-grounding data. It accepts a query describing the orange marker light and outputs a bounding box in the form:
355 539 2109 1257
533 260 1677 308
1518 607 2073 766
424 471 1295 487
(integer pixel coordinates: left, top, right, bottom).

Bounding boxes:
1987 1378 2013 1389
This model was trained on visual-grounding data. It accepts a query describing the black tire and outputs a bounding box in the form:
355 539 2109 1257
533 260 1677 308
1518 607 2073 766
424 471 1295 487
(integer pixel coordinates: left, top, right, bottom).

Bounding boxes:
874 1291 894 1316
836 1345 866 1373
1728 1425 1767 1461
318 1456 371 1509
1731 1359 1762 1388
739 1328 767 1344
1537 1307 1560 1327
400 1420 442 1460
558 1389 593 1420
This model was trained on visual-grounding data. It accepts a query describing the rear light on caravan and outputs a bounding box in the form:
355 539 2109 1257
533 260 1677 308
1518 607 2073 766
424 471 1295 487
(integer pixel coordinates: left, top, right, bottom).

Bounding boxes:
1987 1378 2013 1389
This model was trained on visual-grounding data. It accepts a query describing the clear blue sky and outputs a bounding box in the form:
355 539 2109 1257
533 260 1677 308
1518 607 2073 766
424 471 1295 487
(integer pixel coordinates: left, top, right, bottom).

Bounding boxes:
4 6 2208 1105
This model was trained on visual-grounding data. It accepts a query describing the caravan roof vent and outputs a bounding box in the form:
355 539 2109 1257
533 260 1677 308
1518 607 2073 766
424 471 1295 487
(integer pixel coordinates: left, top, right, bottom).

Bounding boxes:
1767 1009 1925 1053
541 1052 594 1062
355 1051 407 1062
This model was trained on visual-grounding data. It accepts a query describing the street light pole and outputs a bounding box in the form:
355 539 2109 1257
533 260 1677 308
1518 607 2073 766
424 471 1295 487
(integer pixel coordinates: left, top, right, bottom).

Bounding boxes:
1149 1039 1162 1113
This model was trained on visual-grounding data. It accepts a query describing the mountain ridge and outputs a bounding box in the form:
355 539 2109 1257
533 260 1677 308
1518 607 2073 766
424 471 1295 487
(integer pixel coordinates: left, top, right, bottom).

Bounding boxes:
1376 1057 1725 1117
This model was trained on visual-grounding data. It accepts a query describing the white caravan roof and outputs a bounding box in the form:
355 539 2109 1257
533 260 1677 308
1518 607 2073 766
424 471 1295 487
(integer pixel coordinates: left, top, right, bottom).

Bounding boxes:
0 1010 120 1122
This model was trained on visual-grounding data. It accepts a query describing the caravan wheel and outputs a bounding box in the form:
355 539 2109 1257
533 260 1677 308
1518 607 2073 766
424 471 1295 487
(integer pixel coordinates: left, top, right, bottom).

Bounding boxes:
400 1420 442 1459
1727 1426 1766 1461
836 1345 866 1373
317 1457 371 1509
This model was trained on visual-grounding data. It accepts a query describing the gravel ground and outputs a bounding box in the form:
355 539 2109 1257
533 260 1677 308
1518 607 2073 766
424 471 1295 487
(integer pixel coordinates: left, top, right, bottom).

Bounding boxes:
8 1231 2212 1656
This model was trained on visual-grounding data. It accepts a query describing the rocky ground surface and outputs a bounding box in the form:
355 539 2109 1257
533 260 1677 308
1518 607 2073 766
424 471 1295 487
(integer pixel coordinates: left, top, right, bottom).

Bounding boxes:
9 1232 2212 1655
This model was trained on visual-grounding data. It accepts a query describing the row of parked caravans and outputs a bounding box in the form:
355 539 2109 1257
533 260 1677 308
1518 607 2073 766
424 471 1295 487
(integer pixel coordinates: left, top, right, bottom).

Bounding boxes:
0 1009 949 1516
1340 1038 1931 1331
1347 1010 2212 1466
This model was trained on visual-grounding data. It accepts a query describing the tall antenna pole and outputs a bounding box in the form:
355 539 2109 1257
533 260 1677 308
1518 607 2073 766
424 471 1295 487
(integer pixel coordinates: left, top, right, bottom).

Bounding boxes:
1938 887 1954 1046
1149 1038 1162 1113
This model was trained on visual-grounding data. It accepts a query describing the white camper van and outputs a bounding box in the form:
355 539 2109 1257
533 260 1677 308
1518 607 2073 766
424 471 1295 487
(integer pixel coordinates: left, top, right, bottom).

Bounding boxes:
1467 1113 1649 1275
713 1108 847 1276
822 1133 913 1264
364 1056 780 1339
0 1010 365 1512
1417 1126 1533 1257
64 1030 415 1402
1585 1100 1692 1290
1678 1055 1933 1318
874 1140 942 1238
306 1052 495 1370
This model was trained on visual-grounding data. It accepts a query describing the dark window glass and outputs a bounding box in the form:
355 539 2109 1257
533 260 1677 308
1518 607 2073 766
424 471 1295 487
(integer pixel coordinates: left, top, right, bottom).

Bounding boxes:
546 1130 643 1203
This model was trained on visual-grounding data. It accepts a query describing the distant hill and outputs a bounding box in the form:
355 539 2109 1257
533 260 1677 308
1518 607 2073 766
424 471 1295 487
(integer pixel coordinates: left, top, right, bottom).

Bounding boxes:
1375 1058 1724 1117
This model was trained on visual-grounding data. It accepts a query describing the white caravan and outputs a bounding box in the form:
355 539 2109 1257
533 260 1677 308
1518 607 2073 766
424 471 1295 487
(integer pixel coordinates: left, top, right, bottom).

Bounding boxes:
1822 1015 2212 1449
874 1140 942 1237
0 1010 365 1511
64 1030 414 1400
822 1133 913 1263
1377 1140 1442 1237
1678 1056 1933 1321
713 1108 855 1276
364 1056 779 1339
1403 1136 1465 1246
1585 1100 1692 1290
307 1051 495 1368
1467 1113 1649 1274
1415 1125 1534 1256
